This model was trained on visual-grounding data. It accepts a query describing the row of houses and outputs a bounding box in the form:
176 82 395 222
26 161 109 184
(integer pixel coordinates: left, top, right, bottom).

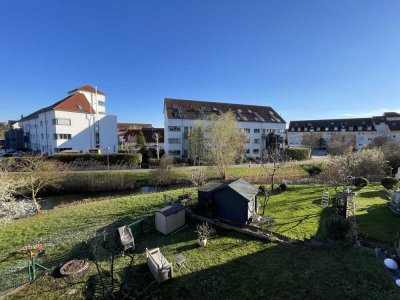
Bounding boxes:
287 113 400 150
3 84 400 158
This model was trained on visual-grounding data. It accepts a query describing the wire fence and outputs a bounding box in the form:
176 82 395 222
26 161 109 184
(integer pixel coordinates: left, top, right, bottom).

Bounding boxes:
0 260 30 296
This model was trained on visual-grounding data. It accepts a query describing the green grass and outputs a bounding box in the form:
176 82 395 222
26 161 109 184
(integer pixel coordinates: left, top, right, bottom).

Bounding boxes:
264 184 332 240
1 185 399 298
355 185 400 244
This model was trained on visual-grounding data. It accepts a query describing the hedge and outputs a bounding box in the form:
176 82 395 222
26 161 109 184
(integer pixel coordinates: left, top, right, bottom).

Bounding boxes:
285 147 311 161
52 153 142 165
353 177 369 188
381 177 399 190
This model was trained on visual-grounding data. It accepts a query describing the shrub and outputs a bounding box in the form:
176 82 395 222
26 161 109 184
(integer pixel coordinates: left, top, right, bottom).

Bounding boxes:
381 177 399 190
149 158 160 166
325 218 352 241
285 147 311 161
149 157 174 185
173 157 189 164
302 164 324 176
353 177 369 189
52 153 142 166
279 183 287 191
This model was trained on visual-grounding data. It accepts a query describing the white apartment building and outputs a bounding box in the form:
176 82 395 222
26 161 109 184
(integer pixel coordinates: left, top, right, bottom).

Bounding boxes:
288 112 400 150
163 98 286 158
16 85 118 155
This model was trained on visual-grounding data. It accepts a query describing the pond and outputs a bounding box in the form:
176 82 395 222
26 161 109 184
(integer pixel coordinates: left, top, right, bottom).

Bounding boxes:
37 185 179 210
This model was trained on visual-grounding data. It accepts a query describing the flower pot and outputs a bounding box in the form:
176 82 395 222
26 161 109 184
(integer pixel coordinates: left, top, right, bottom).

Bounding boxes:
198 238 207 247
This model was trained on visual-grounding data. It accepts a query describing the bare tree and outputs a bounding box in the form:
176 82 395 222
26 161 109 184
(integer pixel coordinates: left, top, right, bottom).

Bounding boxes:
17 156 68 211
301 132 322 149
327 140 353 156
260 148 290 191
188 125 206 166
190 168 209 187
152 131 161 160
206 112 247 180
320 153 355 193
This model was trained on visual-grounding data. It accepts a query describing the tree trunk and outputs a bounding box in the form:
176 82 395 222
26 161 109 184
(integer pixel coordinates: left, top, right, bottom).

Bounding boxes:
31 189 40 212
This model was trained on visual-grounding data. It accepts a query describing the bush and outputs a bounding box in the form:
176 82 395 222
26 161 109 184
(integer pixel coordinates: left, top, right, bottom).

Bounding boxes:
285 147 311 161
173 157 189 164
325 218 352 241
149 158 160 166
381 177 399 190
52 153 142 166
353 177 369 189
302 164 324 176
279 183 287 191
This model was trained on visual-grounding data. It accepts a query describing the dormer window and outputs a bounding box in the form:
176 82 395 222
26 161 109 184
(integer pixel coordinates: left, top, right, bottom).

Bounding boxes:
325 127 329 131
77 104 83 110
358 126 362 130
349 126 353 130
334 127 338 131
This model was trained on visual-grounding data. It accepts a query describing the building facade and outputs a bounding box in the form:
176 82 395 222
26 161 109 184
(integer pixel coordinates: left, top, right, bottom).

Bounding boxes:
13 85 118 155
288 112 400 150
164 98 286 158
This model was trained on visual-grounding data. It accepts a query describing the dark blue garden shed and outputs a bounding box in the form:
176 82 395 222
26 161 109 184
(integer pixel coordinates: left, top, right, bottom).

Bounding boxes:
197 178 258 226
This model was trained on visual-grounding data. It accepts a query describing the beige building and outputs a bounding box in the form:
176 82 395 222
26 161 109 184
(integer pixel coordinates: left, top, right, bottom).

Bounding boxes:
288 112 400 150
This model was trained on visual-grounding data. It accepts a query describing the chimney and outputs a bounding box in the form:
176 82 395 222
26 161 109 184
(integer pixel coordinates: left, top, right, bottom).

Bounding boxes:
21 114 23 119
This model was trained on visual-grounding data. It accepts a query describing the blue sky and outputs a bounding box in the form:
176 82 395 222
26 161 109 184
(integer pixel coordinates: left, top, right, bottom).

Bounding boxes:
0 0 399 127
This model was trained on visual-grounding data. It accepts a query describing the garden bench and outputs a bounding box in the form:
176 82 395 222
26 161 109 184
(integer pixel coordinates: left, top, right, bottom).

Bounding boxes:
146 248 173 283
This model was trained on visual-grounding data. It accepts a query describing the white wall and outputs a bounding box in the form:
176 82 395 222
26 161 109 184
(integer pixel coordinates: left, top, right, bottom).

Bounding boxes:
164 112 286 158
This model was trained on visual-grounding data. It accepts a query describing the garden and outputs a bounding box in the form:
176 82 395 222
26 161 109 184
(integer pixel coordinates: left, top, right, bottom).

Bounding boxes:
1 182 400 299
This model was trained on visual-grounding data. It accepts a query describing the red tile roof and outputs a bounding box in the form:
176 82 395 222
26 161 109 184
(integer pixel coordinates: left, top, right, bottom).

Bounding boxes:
53 93 95 113
68 85 106 95
19 93 95 122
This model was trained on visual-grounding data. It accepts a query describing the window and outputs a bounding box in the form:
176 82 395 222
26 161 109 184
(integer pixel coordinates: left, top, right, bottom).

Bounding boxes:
41 133 44 139
168 150 181 155
98 101 105 106
40 121 43 127
168 126 181 132
52 118 71 126
254 139 260 144
253 149 259 154
246 139 250 144
254 129 260 133
245 149 250 154
54 134 72 140
168 138 181 144
244 128 250 133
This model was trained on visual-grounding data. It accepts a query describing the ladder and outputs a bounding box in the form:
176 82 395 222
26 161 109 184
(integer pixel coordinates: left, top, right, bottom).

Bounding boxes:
345 193 358 242
321 190 330 206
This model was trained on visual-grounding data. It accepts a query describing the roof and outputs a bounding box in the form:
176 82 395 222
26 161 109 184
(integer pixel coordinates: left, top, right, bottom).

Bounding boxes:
384 112 400 118
288 117 375 133
164 98 285 123
68 85 105 95
158 203 185 216
19 93 95 122
198 182 225 192
198 178 258 201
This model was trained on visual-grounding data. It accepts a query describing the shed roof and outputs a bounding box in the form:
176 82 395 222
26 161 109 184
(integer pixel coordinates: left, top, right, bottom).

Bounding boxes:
198 178 258 201
158 203 185 217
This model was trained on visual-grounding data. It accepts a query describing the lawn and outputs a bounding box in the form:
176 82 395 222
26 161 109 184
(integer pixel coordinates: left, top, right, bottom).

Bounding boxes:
355 185 400 244
1 185 399 298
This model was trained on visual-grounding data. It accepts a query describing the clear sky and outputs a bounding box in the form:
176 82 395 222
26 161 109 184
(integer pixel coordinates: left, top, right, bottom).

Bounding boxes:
0 0 399 127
